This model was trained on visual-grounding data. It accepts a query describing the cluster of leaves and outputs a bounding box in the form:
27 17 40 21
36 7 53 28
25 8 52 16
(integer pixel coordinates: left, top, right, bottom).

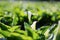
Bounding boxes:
0 2 60 40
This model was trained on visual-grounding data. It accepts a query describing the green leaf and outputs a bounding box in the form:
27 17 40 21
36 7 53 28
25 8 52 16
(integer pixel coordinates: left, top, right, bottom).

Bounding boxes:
15 29 27 36
39 26 50 34
9 33 33 40
8 26 20 32
24 22 39 39
0 22 11 30
11 13 18 26
53 21 60 40
24 22 30 30
51 16 56 21
0 29 11 37
44 24 57 38
0 34 5 38
26 26 39 39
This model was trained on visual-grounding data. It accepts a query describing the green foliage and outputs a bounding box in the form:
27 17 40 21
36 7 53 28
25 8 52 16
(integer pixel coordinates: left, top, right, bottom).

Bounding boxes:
0 2 60 40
